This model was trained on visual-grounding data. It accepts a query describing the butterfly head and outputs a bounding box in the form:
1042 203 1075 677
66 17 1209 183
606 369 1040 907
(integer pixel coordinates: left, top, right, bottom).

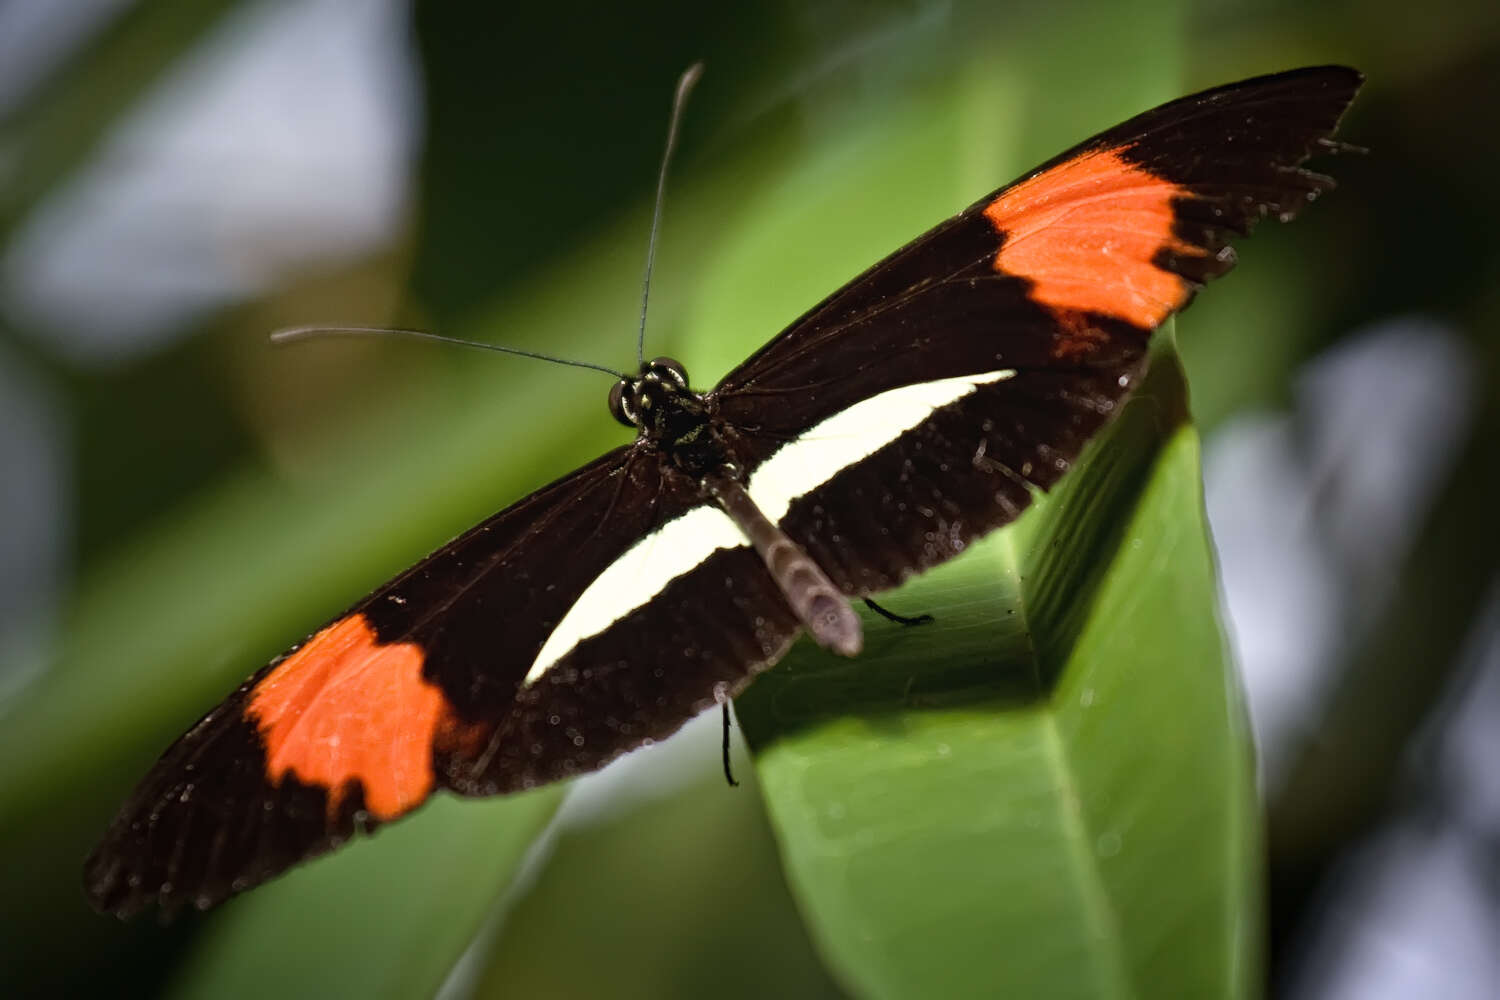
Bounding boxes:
608 356 699 434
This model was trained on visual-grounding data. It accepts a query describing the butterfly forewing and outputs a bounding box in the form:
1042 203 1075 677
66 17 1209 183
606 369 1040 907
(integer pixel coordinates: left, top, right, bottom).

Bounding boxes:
712 65 1361 592
87 448 694 915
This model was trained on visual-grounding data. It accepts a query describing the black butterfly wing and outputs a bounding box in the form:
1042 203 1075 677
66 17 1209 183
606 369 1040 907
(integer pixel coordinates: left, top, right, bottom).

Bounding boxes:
84 445 800 916
709 66 1362 594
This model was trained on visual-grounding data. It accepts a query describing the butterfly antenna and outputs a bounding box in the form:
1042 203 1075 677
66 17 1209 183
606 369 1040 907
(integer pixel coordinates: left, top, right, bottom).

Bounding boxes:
270 326 630 379
636 62 703 368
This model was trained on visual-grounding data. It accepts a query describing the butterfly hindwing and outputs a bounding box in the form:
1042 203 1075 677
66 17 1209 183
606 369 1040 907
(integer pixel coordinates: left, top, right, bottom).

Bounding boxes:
463 543 800 794
773 367 1144 595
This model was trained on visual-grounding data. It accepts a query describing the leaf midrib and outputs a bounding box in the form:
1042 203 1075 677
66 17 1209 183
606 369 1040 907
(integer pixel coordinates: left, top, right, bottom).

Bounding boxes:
1001 529 1133 1000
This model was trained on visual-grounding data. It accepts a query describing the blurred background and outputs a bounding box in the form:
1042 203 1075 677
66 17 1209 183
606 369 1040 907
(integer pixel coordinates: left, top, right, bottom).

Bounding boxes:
1 0 1496 997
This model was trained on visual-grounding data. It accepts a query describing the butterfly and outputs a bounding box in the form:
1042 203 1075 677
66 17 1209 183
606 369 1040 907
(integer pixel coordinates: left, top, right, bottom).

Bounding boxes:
87 65 1363 917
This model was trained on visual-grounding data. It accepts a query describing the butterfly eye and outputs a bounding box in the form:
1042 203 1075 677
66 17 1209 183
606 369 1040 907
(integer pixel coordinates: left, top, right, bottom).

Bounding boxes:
608 379 638 427
647 356 689 390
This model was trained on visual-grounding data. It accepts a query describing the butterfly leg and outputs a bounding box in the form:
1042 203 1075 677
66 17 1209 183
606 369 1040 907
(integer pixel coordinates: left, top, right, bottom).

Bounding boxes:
720 701 739 788
863 597 935 627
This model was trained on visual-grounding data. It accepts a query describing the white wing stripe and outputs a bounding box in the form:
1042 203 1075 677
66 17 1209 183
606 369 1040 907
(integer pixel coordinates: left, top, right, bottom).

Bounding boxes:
744 370 1015 522
526 505 742 685
523 369 1016 684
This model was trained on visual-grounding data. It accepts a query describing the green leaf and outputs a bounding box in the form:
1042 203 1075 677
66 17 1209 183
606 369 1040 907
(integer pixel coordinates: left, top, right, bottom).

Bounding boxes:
735 336 1258 999
463 736 846 1000
166 787 563 1000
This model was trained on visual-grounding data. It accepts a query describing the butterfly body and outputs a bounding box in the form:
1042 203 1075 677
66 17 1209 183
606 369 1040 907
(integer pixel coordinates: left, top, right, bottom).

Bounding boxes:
87 65 1364 917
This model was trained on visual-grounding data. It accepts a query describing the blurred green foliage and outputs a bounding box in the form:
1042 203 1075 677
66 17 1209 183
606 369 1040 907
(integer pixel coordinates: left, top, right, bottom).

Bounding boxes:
1 0 1497 997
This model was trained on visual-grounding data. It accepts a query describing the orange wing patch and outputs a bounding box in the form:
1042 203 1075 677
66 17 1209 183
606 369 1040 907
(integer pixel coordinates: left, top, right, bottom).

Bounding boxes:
984 148 1210 331
246 614 445 820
